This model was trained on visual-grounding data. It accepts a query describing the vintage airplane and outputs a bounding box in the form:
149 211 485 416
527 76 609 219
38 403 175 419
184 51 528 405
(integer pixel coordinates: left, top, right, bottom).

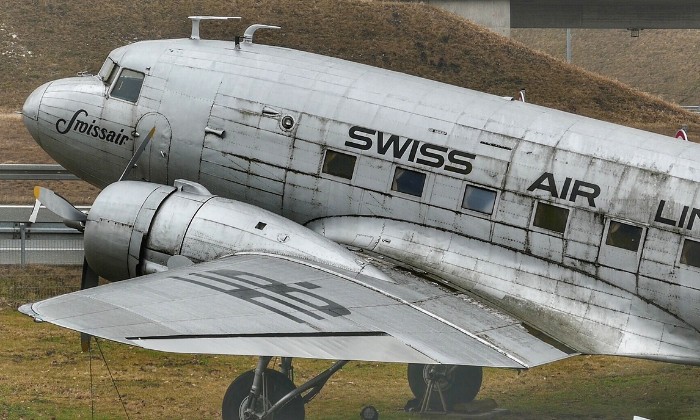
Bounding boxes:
17 16 700 419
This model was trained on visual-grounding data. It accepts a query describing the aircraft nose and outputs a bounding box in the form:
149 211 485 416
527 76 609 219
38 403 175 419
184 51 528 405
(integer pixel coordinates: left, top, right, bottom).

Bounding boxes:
22 81 51 141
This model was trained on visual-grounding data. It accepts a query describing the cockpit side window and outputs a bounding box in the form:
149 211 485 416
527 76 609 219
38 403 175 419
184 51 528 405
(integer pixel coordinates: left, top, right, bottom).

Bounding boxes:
98 58 119 86
110 69 145 103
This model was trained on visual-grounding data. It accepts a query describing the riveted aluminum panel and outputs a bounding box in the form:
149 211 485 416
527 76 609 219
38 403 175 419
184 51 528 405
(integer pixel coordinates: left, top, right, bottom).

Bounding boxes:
491 223 527 251
146 194 210 255
564 240 598 263
24 254 578 367
289 138 324 175
454 213 492 241
494 191 532 228
84 182 175 281
528 231 564 263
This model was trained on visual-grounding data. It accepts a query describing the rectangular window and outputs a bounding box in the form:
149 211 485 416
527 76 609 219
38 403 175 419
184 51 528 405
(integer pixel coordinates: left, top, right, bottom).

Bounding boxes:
98 58 119 85
462 185 496 215
322 150 356 179
533 202 569 233
392 167 426 197
110 69 145 103
605 221 643 252
680 238 700 268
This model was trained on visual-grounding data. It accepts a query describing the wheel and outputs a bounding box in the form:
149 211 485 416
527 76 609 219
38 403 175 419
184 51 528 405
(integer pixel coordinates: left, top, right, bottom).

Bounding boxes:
407 364 483 411
222 368 305 420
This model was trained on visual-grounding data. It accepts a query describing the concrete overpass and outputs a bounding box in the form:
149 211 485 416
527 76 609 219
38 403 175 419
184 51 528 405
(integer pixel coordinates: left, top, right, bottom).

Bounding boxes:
427 1 700 36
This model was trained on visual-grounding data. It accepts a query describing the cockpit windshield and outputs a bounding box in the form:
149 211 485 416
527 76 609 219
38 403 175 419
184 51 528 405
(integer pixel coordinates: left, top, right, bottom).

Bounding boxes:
98 58 119 85
110 69 145 103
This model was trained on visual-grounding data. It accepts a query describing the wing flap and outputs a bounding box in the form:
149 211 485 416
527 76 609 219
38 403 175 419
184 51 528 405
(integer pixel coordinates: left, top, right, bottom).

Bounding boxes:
21 253 575 368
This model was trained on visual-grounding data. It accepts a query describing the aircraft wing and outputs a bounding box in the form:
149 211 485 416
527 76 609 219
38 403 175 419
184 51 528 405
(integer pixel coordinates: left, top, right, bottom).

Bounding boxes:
20 253 575 368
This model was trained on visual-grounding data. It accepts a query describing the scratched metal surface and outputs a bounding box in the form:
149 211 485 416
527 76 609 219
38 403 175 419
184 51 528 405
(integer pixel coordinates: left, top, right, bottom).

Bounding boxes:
21 35 700 364
22 253 573 368
308 216 700 365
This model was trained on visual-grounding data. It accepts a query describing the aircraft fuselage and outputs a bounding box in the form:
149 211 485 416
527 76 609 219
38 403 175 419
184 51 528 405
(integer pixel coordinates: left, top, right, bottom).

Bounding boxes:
22 36 700 364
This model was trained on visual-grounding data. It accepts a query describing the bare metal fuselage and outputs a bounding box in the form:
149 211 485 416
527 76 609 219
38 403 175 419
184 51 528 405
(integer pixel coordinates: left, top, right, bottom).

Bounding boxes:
23 38 700 364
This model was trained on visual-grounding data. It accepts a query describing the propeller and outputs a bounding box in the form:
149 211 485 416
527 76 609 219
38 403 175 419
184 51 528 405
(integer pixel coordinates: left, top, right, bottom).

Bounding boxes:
33 186 87 231
33 186 97 351
119 126 156 181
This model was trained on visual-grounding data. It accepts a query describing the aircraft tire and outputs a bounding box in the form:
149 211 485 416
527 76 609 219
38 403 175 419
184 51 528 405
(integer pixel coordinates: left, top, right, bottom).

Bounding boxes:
407 364 483 411
222 368 305 420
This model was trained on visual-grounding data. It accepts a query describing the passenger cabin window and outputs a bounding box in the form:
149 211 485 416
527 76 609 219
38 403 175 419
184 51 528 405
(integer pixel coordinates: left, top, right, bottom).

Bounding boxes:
110 69 145 103
680 238 700 268
322 150 356 179
533 202 569 233
98 58 119 86
605 221 643 252
392 167 426 197
462 185 496 215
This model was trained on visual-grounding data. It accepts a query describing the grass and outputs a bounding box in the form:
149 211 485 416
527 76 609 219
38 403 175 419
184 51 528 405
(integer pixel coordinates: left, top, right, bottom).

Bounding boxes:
1 266 699 419
2 1 700 418
2 306 700 419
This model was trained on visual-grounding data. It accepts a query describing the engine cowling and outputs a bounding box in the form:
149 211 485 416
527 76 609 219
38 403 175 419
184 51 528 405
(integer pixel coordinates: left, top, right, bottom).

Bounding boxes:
84 180 388 282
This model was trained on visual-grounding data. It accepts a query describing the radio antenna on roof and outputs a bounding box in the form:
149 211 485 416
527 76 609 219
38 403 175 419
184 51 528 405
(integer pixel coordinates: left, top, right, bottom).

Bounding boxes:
243 24 281 43
188 16 241 40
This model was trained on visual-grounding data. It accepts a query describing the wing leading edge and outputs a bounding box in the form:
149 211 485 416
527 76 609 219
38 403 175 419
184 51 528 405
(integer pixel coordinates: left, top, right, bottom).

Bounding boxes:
20 253 576 368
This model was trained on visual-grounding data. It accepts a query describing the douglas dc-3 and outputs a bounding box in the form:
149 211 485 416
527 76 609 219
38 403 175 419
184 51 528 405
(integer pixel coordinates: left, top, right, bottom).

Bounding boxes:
17 16 700 419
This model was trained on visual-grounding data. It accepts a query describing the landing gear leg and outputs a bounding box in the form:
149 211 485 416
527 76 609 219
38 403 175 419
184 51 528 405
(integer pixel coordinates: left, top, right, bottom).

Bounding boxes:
222 358 349 420
406 364 483 412
222 357 304 420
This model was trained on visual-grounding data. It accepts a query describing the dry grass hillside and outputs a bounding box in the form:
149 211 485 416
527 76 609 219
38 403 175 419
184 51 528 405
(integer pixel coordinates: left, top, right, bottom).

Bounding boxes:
1 0 699 137
513 28 700 106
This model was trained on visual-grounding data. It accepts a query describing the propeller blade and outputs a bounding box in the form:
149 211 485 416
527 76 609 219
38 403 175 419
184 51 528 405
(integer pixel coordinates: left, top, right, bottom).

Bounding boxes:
119 126 156 181
80 257 99 289
33 186 87 222
79 257 99 352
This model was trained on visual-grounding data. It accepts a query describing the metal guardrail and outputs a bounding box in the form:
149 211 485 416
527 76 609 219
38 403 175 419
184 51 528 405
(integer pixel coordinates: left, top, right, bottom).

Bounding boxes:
681 106 700 114
0 221 83 266
0 164 79 180
0 206 88 266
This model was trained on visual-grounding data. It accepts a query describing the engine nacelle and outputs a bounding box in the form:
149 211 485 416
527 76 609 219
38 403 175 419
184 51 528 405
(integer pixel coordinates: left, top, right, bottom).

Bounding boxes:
84 181 387 282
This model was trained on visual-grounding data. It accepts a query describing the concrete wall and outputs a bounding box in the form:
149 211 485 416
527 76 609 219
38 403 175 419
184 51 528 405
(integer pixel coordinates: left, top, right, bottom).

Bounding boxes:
426 0 700 33
426 0 511 36
510 0 700 29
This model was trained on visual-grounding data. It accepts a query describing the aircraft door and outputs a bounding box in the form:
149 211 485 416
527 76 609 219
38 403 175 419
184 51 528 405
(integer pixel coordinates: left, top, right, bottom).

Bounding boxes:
133 112 172 184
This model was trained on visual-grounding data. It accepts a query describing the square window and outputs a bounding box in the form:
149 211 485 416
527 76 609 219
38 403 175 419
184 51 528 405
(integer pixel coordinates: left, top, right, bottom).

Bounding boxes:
462 185 496 214
392 167 426 197
605 221 643 252
533 202 569 233
110 69 145 103
681 238 700 268
322 150 356 179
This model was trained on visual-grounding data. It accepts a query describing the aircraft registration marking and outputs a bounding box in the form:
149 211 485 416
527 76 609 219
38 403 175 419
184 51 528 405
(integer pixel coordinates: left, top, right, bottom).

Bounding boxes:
172 269 351 323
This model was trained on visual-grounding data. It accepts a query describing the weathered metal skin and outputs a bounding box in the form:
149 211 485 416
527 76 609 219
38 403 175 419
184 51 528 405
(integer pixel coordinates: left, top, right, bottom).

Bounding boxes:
307 216 700 364
85 181 388 282
22 35 700 364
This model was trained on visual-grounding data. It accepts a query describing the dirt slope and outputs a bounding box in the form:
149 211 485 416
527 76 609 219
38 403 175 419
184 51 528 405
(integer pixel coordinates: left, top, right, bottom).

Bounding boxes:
513 28 700 106
1 0 699 137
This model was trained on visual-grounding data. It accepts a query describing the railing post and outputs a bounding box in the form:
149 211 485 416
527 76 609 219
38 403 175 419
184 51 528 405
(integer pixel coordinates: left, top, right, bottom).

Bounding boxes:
19 222 27 267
